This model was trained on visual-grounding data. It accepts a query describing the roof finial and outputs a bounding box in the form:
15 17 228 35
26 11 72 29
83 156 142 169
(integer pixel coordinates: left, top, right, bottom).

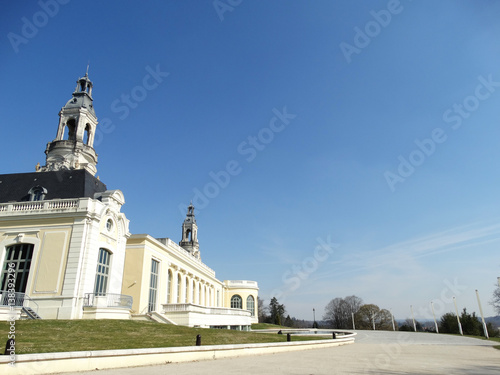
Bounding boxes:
86 61 90 77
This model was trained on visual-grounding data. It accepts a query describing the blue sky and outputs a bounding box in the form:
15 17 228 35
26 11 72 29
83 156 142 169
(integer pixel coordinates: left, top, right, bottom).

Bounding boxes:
2 0 500 321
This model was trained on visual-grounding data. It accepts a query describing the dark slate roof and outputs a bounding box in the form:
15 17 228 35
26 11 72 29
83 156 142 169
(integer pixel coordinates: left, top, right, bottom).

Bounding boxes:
0 169 107 203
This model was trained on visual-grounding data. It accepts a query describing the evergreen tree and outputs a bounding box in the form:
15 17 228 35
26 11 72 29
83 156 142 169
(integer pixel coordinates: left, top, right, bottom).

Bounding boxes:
269 297 286 326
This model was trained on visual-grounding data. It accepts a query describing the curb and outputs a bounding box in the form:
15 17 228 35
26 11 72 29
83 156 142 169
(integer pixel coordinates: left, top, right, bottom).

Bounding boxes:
1 334 356 374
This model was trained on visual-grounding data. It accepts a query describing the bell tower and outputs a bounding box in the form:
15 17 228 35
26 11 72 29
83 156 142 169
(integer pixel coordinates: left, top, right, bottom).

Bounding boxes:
179 203 200 259
39 72 99 176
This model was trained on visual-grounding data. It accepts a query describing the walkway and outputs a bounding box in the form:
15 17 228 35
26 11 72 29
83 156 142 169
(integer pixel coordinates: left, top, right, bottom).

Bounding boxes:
59 331 500 375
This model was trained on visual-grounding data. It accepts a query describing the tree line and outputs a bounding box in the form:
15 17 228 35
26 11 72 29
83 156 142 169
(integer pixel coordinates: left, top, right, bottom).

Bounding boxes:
258 293 499 336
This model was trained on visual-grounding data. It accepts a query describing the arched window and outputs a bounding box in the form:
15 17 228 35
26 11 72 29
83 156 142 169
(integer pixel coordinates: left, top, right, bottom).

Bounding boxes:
246 295 255 316
94 248 111 295
1 243 34 293
66 119 76 141
84 123 91 145
231 295 242 309
167 270 172 303
177 274 181 303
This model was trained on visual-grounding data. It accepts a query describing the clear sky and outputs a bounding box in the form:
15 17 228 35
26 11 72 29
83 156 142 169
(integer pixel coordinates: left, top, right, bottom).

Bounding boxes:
2 0 500 321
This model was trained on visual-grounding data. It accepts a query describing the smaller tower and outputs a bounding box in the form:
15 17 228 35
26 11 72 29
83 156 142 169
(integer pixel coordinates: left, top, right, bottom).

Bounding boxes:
179 203 200 259
39 72 99 175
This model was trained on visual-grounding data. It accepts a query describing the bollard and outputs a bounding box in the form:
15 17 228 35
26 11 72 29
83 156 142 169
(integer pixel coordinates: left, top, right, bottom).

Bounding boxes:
196 334 201 346
287 333 291 342
4 338 14 355
332 332 336 339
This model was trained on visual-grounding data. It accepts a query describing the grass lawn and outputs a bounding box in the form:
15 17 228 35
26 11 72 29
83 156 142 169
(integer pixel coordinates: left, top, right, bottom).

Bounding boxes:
468 335 500 350
0 320 327 354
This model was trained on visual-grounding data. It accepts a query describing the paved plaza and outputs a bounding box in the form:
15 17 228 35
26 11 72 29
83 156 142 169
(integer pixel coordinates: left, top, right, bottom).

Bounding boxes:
59 331 500 375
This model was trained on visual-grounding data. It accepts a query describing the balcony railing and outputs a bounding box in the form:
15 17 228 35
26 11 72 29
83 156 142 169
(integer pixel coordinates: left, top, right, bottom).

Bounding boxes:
225 280 259 288
0 199 80 213
83 293 133 309
162 303 251 317
0 291 39 312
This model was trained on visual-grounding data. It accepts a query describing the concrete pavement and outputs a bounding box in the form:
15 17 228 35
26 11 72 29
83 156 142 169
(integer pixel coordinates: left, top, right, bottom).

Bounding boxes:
58 331 500 375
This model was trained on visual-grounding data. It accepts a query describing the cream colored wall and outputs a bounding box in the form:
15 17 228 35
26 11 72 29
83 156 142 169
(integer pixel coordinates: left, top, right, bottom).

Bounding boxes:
33 229 71 295
0 217 74 297
224 287 259 320
124 235 225 314
121 237 146 314
0 193 130 320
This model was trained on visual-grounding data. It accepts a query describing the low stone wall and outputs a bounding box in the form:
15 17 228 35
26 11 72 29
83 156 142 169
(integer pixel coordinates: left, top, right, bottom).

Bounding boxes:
0 334 355 375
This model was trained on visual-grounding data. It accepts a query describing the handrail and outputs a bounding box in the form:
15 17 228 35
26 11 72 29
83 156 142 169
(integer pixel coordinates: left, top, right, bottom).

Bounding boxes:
23 293 39 313
162 303 251 316
0 291 25 307
0 291 39 313
83 293 133 309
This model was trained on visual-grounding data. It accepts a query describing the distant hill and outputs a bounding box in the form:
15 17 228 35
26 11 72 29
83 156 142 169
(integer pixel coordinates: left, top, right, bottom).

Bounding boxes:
485 316 500 326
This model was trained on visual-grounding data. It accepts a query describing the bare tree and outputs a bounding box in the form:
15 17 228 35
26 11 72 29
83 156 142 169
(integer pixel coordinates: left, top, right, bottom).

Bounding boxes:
377 309 394 330
491 286 500 315
258 297 267 323
344 295 363 315
323 295 363 329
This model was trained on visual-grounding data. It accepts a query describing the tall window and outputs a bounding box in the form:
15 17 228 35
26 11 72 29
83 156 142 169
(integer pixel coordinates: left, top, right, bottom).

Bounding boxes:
148 259 159 312
192 280 195 303
184 276 188 303
1 244 34 293
177 274 181 303
231 295 242 309
94 248 110 295
247 295 255 316
167 270 172 303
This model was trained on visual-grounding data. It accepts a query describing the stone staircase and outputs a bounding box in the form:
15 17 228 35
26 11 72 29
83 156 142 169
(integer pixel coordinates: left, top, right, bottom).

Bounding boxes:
21 306 42 319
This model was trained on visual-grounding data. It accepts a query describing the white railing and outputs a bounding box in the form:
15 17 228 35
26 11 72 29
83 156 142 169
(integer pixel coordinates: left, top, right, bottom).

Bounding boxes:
12 202 44 211
0 291 39 313
225 280 259 288
162 303 251 317
0 199 80 213
83 293 133 309
47 200 79 209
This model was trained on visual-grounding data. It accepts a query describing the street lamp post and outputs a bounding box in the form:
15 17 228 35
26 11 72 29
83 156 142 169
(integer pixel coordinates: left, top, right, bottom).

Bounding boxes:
476 290 489 339
453 296 463 336
431 301 439 334
313 308 317 328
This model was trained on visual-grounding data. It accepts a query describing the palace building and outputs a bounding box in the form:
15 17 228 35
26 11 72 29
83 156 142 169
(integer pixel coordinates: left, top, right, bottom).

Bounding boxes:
0 73 258 329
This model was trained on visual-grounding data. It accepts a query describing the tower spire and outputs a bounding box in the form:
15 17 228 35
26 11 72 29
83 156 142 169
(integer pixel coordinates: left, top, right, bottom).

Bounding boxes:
39 72 99 175
179 203 200 259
